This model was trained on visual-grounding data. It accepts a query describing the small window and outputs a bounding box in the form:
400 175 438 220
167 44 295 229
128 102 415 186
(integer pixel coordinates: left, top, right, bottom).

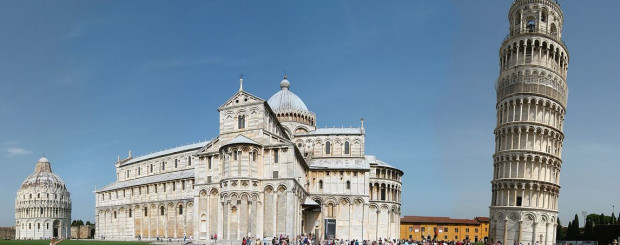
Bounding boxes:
138 167 141 175
527 19 536 32
344 141 350 155
38 223 40 229
163 183 166 192
517 196 523 206
114 211 117 219
273 171 278 178
346 181 351 189
173 182 176 191
188 156 192 166
175 159 178 168
207 176 212 183
179 205 184 215
144 207 148 216
37 193 40 198
208 157 212 169
161 162 165 171
444 228 448 232
274 149 279 163
150 164 153 173
40 208 43 214
129 209 133 218
182 180 186 190
421 227 425 232
475 228 479 233
234 151 238 160
160 206 165 216
238 115 245 129
325 141 331 155
319 180 323 189
455 228 458 232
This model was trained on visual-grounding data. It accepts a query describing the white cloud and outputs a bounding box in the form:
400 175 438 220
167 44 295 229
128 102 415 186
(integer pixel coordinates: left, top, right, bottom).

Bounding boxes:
5 147 32 156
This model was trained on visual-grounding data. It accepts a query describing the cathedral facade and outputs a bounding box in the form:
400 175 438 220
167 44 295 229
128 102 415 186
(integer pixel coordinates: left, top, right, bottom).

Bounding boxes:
489 1 569 245
95 77 403 241
15 157 72 239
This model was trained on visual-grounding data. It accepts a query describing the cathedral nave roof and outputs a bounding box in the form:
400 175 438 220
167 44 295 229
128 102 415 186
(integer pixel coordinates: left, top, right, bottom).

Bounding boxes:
299 127 363 136
121 141 209 166
98 168 193 192
308 157 370 170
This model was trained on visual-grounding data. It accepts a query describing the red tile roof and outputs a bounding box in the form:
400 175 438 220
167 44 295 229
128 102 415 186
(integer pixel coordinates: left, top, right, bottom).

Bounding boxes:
400 216 489 225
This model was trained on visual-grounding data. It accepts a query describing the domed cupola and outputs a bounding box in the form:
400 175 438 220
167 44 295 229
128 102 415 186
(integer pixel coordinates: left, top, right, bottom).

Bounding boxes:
15 157 72 239
20 157 67 189
267 76 316 134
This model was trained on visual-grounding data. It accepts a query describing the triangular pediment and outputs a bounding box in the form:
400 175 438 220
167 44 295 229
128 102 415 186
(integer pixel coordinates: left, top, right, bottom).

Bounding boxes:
218 90 264 111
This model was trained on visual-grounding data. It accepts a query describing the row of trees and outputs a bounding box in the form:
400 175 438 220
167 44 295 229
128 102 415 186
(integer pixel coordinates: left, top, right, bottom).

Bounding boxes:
556 212 618 241
70 220 94 227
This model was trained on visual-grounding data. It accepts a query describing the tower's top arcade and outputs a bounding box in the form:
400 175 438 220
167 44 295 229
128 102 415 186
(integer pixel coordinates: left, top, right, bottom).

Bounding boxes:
508 0 564 41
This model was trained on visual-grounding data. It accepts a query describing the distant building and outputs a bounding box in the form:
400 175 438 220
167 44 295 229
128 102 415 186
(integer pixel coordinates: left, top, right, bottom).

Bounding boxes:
0 227 16 240
400 216 489 243
95 76 403 242
70 224 95 239
15 157 72 239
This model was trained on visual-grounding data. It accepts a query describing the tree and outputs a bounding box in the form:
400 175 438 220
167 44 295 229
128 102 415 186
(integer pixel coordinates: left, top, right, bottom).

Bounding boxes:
556 218 566 241
71 220 84 227
86 221 92 226
583 217 595 240
565 214 581 240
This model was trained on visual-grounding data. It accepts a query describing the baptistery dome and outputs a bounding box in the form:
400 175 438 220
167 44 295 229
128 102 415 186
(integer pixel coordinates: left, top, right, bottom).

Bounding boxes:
267 76 316 134
15 157 71 239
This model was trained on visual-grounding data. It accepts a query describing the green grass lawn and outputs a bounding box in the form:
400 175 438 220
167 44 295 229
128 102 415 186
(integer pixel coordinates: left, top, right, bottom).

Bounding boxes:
0 240 152 245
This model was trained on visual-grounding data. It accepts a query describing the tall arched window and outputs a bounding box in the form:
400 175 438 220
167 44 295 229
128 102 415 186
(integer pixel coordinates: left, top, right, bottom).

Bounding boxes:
129 209 133 218
527 19 536 32
114 211 117 219
144 207 148 217
179 205 184 215
160 206 165 216
344 141 350 155
325 141 331 155
238 115 245 129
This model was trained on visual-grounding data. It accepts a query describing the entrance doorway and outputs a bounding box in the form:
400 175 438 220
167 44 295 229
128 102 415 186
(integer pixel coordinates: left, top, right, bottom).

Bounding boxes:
53 220 60 238
324 219 336 240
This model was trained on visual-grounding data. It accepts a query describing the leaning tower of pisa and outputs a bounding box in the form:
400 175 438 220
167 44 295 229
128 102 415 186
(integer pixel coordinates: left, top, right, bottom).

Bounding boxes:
489 1 569 245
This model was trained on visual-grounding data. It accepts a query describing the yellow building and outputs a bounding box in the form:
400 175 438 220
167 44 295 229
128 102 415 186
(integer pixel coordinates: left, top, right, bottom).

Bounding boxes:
400 216 489 243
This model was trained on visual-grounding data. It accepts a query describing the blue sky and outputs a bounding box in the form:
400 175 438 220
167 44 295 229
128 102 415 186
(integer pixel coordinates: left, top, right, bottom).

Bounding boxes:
1 0 618 227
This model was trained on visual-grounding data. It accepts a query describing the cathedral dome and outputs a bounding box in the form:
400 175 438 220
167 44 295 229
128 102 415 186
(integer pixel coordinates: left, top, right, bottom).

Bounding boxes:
268 76 309 113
